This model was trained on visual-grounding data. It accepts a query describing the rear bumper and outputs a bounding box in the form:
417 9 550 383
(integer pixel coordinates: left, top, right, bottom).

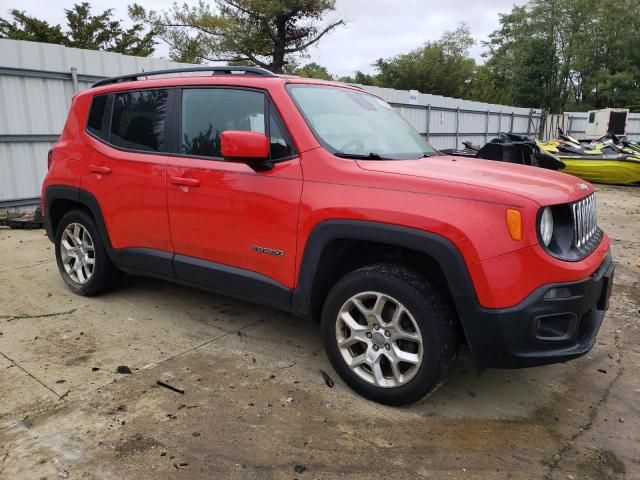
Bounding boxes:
464 252 614 368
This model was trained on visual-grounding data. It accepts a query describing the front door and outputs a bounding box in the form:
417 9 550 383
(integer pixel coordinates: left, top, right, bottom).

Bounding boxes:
166 87 302 305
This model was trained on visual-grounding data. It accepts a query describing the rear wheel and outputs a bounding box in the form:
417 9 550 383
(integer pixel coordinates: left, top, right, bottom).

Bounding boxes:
55 209 120 296
321 264 457 405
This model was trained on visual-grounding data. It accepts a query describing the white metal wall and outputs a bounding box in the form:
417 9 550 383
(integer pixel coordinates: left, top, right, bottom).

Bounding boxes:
5 39 637 210
361 85 542 150
0 39 193 210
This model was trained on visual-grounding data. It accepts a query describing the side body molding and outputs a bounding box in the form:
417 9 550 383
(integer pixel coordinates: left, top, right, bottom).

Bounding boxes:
44 188 484 353
43 185 291 310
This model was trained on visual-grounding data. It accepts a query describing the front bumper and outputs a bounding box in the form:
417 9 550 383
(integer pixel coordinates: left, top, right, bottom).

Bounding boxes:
464 252 614 368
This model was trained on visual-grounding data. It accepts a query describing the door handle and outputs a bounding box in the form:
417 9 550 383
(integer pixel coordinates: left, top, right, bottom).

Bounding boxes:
170 176 200 187
89 165 111 175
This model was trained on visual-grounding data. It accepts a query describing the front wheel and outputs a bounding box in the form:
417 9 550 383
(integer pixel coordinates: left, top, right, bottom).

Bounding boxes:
321 264 457 405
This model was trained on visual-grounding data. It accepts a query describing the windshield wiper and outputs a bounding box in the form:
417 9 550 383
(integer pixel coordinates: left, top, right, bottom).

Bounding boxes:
334 151 386 160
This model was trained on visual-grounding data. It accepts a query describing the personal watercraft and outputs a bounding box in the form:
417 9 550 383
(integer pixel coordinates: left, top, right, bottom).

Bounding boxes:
536 131 640 184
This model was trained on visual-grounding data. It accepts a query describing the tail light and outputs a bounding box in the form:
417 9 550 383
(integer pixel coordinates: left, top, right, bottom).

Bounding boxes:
47 149 53 170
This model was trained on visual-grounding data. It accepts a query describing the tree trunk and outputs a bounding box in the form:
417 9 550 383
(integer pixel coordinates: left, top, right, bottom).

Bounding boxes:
272 45 285 73
271 16 287 73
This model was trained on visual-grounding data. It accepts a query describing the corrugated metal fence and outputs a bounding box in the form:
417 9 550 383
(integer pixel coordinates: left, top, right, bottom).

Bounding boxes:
1 39 638 210
0 40 549 210
0 39 192 210
361 85 542 151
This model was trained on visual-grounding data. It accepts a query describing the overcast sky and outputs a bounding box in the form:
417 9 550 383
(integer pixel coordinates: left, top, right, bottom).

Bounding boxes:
4 0 528 76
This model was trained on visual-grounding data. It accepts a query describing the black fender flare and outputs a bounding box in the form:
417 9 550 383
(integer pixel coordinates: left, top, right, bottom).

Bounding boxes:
291 220 481 326
44 185 113 250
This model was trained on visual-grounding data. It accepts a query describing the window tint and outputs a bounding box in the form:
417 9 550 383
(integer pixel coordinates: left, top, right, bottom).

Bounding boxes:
588 112 596 124
110 89 168 152
87 94 108 138
269 108 296 160
181 89 265 158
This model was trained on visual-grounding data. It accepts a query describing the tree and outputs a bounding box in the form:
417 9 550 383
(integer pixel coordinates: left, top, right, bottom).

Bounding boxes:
65 3 156 55
338 70 378 86
130 0 344 72
294 62 332 80
0 3 157 56
365 24 476 97
0 10 66 44
480 0 640 112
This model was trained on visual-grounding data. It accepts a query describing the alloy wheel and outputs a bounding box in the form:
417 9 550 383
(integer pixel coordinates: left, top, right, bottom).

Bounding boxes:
335 291 423 388
60 223 95 284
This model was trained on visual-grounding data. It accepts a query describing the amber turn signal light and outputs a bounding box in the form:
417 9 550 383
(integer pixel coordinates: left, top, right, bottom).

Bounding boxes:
506 209 522 241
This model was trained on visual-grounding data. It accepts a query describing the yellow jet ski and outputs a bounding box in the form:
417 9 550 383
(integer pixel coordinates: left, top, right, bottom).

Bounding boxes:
536 136 640 185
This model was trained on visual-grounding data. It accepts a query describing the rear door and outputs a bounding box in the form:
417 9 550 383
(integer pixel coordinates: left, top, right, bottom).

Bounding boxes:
165 87 302 303
81 88 173 271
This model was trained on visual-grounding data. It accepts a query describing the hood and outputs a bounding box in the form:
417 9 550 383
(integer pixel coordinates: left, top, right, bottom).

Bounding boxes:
356 155 594 206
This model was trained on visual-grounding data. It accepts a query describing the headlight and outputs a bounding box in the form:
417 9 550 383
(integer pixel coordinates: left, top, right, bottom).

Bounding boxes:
538 197 601 261
539 207 554 246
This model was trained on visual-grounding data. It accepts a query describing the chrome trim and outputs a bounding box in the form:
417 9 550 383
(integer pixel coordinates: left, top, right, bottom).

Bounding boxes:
572 194 597 250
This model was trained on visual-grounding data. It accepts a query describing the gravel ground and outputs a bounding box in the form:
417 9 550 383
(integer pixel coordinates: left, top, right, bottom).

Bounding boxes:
0 184 638 479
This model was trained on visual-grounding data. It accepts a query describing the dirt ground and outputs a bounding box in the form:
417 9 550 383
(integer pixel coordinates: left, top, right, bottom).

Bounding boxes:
0 185 638 480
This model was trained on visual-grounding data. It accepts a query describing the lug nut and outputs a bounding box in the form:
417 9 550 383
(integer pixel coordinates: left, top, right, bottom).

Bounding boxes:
366 332 372 339
384 330 391 337
374 324 380 331
373 345 379 351
384 344 390 350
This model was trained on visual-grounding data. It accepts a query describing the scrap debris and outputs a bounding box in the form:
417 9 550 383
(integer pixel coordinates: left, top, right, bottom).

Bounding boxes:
116 366 132 374
320 370 334 388
0 209 44 229
157 380 185 394
293 464 307 474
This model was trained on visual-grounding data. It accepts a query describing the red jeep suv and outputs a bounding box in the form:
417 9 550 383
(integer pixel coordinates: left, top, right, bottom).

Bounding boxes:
42 67 614 405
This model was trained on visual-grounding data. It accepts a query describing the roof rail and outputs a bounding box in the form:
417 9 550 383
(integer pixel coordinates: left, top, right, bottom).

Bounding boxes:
91 66 276 88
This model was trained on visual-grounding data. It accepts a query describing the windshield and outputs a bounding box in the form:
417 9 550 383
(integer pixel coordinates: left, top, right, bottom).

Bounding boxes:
287 84 438 159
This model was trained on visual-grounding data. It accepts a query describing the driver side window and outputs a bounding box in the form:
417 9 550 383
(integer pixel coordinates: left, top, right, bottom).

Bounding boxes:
180 88 296 161
181 88 265 159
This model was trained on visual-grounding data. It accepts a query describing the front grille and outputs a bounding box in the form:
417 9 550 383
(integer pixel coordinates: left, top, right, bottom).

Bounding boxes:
572 194 597 249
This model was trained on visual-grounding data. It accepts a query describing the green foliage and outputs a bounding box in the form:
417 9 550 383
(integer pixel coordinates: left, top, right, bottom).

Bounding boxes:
479 0 640 112
0 10 66 43
294 62 332 80
373 24 476 98
338 71 377 86
338 25 476 97
0 3 156 56
337 1 639 112
130 0 344 72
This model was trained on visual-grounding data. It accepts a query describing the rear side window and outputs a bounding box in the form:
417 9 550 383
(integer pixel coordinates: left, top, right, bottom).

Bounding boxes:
110 89 168 152
87 94 108 139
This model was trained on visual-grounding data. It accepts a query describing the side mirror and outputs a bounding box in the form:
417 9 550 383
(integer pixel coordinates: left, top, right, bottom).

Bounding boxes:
221 130 272 171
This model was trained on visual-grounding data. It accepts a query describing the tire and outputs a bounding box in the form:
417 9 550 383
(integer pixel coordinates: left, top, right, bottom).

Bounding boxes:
54 209 120 296
321 264 457 406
